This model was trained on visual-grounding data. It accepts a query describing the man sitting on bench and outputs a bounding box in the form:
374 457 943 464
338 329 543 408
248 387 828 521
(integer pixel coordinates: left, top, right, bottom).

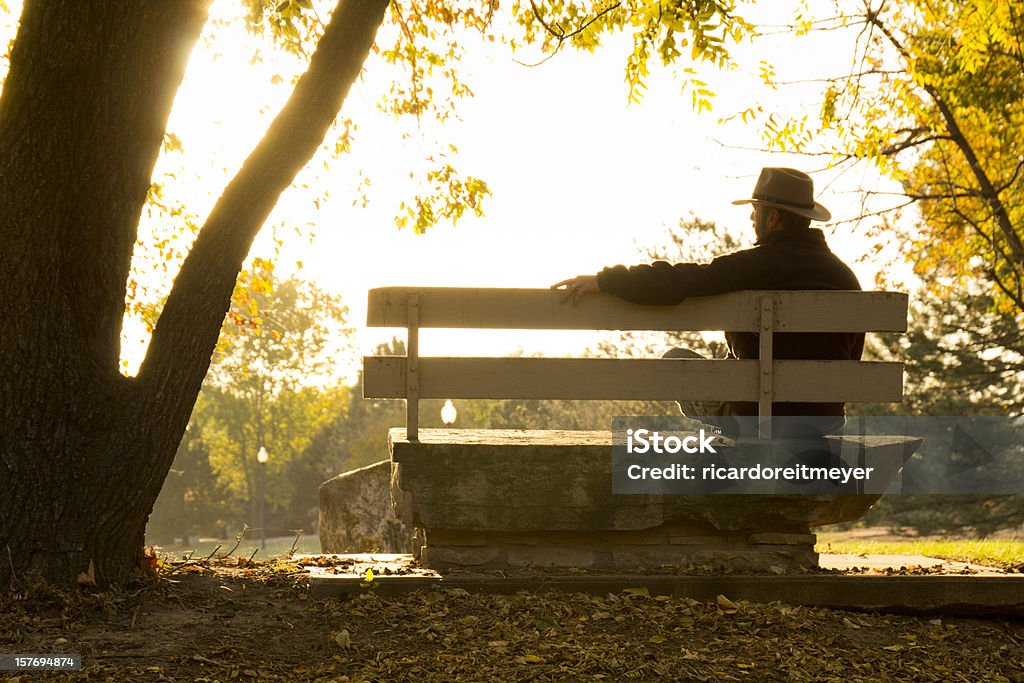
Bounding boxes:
552 167 863 437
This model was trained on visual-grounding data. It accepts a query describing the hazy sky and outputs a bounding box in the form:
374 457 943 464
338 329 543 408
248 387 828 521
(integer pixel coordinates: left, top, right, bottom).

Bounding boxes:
1 1 909 379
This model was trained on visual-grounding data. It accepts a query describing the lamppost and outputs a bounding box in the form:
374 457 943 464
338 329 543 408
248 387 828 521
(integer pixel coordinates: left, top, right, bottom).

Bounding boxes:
256 446 269 550
441 400 457 425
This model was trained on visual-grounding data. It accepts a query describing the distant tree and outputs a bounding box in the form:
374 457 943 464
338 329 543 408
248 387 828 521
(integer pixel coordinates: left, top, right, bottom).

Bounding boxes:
180 272 350 535
451 396 676 430
147 420 229 544
279 389 359 531
196 384 347 534
861 292 1024 417
303 339 407 477
845 290 1024 536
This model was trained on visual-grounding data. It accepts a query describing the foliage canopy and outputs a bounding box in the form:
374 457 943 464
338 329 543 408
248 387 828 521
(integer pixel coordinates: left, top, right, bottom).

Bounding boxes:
762 0 1024 316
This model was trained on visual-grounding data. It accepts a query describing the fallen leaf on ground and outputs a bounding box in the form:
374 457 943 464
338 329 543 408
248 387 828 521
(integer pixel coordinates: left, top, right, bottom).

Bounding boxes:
717 595 739 614
335 629 351 648
76 560 96 587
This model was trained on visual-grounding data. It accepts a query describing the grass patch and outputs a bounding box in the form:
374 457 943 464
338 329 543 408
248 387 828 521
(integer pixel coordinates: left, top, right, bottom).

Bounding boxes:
816 535 1024 568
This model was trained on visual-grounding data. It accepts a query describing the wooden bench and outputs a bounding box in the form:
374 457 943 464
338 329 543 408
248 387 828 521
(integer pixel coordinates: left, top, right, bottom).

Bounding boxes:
362 287 918 571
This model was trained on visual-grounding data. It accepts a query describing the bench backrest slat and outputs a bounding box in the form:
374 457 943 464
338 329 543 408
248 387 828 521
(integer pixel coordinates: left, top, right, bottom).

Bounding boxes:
367 287 909 333
363 287 909 440
363 357 904 404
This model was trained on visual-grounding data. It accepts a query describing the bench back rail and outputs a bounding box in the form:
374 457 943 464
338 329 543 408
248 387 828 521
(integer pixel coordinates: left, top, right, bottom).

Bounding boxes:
363 287 908 440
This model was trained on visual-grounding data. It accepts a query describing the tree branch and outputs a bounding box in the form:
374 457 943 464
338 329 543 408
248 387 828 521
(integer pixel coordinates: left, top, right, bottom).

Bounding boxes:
867 9 1024 274
528 0 564 40
988 265 1024 313
139 0 390 408
908 190 982 201
881 133 953 156
996 158 1024 194
770 68 904 86
829 198 917 227
526 0 621 55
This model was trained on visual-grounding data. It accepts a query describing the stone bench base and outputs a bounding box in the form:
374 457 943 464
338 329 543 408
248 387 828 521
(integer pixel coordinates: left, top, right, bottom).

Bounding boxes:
390 429 919 572
419 526 818 571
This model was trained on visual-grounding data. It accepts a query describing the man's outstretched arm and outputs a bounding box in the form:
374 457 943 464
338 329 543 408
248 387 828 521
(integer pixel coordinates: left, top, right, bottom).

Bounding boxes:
554 249 763 307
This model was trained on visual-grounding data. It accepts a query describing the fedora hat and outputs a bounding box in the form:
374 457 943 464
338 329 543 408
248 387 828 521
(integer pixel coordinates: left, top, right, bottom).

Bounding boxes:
732 167 831 222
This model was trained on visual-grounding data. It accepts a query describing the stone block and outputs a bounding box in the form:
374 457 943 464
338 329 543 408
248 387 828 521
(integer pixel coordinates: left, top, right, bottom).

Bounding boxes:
611 546 697 569
319 460 413 553
666 534 730 547
689 549 819 571
423 529 490 546
421 545 503 567
747 532 817 546
506 545 598 568
424 528 670 547
390 430 919 533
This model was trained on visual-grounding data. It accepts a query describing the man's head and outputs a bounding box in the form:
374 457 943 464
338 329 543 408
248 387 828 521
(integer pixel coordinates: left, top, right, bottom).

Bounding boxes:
733 168 830 239
749 204 812 241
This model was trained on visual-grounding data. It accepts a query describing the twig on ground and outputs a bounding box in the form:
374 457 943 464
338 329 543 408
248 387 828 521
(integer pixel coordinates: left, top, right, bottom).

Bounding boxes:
191 654 229 668
6 544 22 589
288 530 304 557
223 525 249 559
165 561 207 575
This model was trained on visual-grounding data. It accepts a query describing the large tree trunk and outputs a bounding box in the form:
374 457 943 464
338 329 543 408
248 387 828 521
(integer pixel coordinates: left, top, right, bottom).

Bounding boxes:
0 0 390 588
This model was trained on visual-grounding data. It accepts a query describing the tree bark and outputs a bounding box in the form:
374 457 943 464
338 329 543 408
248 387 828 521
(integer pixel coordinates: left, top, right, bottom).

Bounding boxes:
0 0 390 588
0 0 213 588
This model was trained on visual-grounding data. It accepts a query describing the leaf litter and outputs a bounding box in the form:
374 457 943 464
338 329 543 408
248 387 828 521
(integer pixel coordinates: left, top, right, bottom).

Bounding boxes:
0 558 1022 682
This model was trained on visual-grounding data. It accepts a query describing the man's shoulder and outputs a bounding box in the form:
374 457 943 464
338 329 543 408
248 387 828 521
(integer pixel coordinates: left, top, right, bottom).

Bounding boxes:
710 243 765 263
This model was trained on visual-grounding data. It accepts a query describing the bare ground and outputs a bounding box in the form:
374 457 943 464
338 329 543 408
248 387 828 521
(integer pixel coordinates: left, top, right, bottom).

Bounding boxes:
2 559 1024 682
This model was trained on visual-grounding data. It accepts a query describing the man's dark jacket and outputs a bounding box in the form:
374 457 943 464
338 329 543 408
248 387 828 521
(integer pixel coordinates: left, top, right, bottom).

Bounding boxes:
596 228 864 418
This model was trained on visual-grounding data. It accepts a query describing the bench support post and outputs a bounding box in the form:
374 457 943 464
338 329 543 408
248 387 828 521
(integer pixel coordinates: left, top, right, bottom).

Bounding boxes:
406 294 420 441
758 295 775 440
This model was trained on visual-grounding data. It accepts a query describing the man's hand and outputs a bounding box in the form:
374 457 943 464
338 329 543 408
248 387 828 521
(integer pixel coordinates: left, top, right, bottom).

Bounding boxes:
551 275 600 305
